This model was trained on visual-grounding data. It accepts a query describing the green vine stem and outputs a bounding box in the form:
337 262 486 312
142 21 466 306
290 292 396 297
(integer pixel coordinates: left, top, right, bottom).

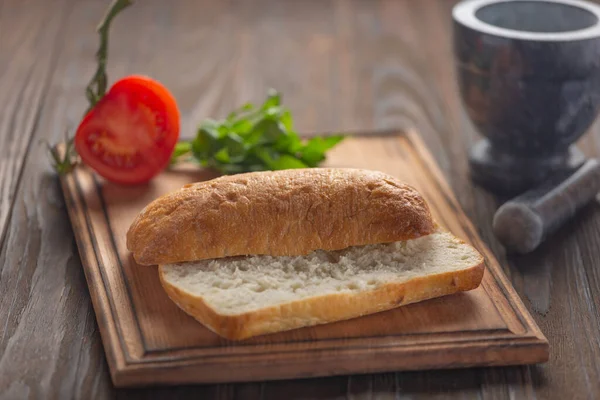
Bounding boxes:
85 0 133 112
47 0 134 174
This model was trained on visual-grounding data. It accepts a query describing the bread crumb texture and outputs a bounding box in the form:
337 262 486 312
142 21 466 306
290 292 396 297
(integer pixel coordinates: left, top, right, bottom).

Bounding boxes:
160 231 482 315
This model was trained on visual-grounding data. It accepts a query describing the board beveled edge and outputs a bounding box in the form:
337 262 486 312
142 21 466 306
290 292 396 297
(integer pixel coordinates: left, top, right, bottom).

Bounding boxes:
402 130 548 345
112 335 549 387
59 171 130 384
58 132 549 388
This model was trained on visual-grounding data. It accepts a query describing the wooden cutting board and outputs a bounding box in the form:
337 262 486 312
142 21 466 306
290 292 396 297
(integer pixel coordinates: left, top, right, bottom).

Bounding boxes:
59 131 549 388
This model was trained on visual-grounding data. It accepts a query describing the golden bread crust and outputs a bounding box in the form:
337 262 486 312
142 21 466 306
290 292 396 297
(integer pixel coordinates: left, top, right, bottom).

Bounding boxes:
127 168 435 265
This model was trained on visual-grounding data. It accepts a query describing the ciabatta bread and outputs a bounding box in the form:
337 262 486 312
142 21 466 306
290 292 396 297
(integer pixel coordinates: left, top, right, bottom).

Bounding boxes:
159 230 484 340
127 168 435 265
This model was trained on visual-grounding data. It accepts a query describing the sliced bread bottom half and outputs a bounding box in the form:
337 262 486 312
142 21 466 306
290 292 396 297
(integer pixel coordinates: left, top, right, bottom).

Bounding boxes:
158 230 485 340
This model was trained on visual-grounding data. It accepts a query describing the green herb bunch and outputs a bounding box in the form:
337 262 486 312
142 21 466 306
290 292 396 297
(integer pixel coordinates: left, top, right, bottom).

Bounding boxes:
171 90 344 174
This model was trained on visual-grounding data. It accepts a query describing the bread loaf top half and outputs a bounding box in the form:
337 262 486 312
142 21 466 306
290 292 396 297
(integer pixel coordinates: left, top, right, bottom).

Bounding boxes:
126 168 436 265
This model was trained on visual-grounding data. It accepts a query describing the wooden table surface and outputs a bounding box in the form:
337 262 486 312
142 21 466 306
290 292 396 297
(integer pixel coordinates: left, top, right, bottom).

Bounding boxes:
1 0 599 399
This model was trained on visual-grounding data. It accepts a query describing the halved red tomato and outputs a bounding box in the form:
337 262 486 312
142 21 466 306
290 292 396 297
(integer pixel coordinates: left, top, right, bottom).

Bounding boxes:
74 75 180 184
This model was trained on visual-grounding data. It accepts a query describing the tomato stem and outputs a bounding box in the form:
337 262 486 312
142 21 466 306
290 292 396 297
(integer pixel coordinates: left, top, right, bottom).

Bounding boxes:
44 131 79 175
85 0 133 113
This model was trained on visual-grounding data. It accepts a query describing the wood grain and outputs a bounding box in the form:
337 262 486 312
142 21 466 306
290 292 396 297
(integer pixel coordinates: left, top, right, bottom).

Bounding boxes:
0 0 71 251
0 1 114 398
0 0 599 398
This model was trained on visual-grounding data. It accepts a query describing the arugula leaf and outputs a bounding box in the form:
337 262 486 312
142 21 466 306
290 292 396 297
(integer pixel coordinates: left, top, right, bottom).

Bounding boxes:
248 118 285 144
280 109 293 132
226 102 254 122
300 135 345 166
171 89 345 174
169 141 192 165
222 134 247 163
192 126 218 160
230 118 254 136
274 133 302 153
270 155 309 170
214 148 231 163
262 89 281 109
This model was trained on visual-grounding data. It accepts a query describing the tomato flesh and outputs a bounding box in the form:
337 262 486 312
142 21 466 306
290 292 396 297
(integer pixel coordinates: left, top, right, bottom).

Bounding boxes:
74 75 180 184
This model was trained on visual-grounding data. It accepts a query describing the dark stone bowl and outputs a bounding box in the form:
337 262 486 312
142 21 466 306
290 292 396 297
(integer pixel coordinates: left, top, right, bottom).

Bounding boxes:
453 0 600 195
